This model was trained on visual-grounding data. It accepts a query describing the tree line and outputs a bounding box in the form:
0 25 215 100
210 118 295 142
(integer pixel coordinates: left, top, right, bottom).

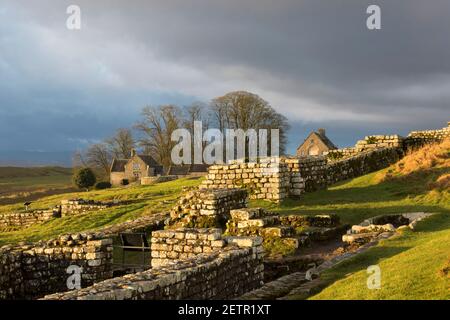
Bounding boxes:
75 91 290 178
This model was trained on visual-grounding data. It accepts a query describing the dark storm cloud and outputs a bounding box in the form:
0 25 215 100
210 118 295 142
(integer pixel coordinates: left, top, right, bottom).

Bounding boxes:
0 0 449 160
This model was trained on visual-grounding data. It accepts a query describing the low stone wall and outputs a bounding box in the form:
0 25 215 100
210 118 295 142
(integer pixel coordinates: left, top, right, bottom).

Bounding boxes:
200 160 291 202
405 122 450 150
99 212 168 236
42 235 264 300
284 157 327 192
200 147 401 202
0 233 113 300
326 147 403 185
151 228 225 267
61 199 119 217
225 208 344 257
140 175 178 185
168 188 248 228
0 209 56 231
0 199 123 231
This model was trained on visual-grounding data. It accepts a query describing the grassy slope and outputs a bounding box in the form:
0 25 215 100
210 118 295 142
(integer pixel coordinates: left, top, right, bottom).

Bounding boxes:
0 177 202 246
251 169 450 226
310 212 449 299
255 140 450 300
0 167 74 205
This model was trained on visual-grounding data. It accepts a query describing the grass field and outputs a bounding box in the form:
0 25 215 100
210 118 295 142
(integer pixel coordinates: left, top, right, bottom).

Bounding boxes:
251 169 450 226
0 177 202 246
309 212 449 299
0 141 448 299
0 167 74 205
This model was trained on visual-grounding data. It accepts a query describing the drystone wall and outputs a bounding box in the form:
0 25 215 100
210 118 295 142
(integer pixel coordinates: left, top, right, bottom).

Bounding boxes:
42 234 264 300
199 160 292 202
226 207 345 256
200 147 401 202
151 228 225 267
405 122 450 150
0 233 113 300
326 147 403 185
60 199 119 217
167 188 248 228
0 199 123 231
0 209 56 231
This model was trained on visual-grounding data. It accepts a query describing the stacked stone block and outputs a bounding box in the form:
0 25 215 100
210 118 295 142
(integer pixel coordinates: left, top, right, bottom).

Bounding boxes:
167 188 248 228
405 122 450 150
326 147 403 185
151 228 225 267
61 199 119 217
200 147 401 202
354 135 404 152
226 208 299 252
200 160 291 202
43 235 265 300
283 157 327 192
0 209 56 231
0 233 113 300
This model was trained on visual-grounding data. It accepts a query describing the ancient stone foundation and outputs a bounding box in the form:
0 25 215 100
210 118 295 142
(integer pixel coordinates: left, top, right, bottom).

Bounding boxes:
0 233 113 299
226 208 345 257
0 199 122 231
151 228 225 267
200 147 402 202
60 199 118 216
42 231 264 300
0 209 56 231
167 188 248 228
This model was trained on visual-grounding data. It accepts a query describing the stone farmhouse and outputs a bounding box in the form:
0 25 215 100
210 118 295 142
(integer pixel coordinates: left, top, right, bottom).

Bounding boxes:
110 150 164 186
296 128 337 156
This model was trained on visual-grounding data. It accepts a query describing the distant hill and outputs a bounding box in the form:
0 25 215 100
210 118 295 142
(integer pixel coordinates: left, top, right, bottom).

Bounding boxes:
0 150 73 167
0 166 72 179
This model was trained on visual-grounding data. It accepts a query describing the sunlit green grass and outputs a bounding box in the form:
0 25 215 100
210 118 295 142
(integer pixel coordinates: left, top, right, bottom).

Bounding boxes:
0 177 202 245
251 169 450 225
251 164 450 300
309 212 450 300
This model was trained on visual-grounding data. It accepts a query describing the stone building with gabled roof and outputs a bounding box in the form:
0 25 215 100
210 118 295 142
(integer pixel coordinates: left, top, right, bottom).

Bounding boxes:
110 149 164 186
296 128 337 156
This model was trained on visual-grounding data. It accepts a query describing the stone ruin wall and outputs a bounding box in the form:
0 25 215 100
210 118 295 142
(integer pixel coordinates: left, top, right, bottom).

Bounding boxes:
200 122 450 202
200 161 292 202
0 199 121 231
0 233 113 300
327 122 450 159
42 229 264 300
60 199 118 217
168 188 248 227
200 147 401 202
0 209 56 231
151 228 226 267
404 122 450 150
326 147 403 185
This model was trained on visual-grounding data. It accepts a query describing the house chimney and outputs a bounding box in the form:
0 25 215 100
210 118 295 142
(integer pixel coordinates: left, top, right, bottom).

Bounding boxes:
131 149 136 157
318 128 326 137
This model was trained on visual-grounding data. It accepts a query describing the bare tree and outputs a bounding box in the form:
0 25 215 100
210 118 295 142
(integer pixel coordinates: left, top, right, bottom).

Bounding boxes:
106 128 135 159
85 143 112 177
211 91 289 156
135 105 182 168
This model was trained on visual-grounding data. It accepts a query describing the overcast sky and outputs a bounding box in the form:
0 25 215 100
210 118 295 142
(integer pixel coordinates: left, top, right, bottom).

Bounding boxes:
0 0 449 163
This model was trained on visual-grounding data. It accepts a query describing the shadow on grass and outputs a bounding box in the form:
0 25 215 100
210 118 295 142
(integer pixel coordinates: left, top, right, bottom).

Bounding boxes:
305 245 412 299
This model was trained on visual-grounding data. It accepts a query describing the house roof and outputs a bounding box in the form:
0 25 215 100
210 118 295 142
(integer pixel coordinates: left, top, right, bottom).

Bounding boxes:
110 159 128 172
166 165 191 176
110 154 161 173
316 131 337 150
297 130 337 151
137 155 161 167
